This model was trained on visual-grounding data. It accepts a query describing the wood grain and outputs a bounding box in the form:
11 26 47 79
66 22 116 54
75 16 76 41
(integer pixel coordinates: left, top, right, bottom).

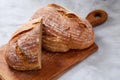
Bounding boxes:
0 43 98 80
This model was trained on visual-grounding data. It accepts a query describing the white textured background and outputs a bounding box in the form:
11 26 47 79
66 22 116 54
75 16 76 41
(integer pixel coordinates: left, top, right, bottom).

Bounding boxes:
0 0 120 80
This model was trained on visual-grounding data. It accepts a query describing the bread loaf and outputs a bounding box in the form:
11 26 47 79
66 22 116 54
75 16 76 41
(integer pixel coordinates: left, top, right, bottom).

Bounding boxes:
5 4 94 71
5 18 43 70
31 4 94 52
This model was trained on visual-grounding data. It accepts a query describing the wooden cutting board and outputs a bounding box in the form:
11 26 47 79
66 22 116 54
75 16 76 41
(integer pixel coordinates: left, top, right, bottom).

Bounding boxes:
0 9 107 80
0 43 98 80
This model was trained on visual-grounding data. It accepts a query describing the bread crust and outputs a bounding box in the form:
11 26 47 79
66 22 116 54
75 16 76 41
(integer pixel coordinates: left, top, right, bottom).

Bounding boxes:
5 18 42 70
5 4 94 70
31 4 94 52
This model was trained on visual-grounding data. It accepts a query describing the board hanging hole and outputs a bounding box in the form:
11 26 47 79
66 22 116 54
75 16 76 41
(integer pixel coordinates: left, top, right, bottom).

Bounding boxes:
94 13 102 19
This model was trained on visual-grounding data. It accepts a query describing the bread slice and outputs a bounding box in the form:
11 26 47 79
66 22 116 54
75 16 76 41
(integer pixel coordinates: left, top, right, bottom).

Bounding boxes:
5 18 42 70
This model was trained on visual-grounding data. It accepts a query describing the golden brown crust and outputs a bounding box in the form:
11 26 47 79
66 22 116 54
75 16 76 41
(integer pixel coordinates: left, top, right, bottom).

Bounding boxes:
31 4 94 52
5 18 43 70
5 4 95 71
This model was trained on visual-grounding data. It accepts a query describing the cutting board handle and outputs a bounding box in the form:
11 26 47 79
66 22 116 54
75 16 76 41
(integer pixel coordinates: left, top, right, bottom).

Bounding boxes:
86 10 108 27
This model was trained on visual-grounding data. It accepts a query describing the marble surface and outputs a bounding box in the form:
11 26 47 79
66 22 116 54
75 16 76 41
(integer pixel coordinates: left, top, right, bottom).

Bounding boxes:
0 0 120 80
